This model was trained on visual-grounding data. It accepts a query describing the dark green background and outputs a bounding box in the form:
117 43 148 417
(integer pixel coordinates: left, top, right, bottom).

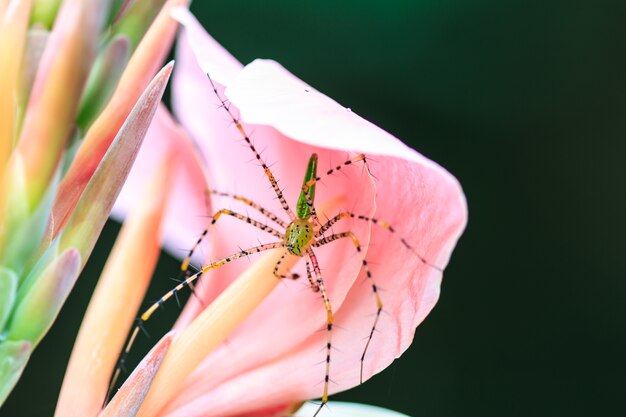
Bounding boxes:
4 1 626 416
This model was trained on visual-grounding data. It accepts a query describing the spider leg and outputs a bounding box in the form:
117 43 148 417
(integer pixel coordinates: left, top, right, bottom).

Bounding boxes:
313 231 380 385
306 248 334 417
205 73 297 221
180 208 285 277
105 241 286 404
272 251 301 280
301 154 367 191
207 189 288 228
301 185 321 226
298 154 368 228
315 211 441 271
177 267 204 308
304 256 319 292
272 253 321 293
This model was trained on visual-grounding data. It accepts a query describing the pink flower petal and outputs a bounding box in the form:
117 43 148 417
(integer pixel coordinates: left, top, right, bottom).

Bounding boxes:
148 10 466 417
99 332 174 417
226 59 447 168
161 164 464 414
111 105 209 261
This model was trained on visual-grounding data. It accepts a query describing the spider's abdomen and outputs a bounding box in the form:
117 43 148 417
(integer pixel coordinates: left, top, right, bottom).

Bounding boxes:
285 219 313 256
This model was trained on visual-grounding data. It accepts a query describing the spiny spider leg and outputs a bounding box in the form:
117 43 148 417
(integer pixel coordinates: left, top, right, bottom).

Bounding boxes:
306 248 334 417
208 189 288 228
105 241 286 403
315 211 441 271
301 184 320 227
179 270 204 308
272 253 320 291
304 256 319 292
180 208 284 276
313 231 380 384
298 153 368 228
205 73 296 221
302 154 367 191
178 189 288 302
273 251 300 280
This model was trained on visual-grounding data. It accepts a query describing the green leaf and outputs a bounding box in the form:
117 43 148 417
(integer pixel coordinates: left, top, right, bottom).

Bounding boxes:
0 163 59 279
77 35 131 131
6 249 80 346
0 340 31 406
0 267 18 332
30 0 63 29
110 0 166 50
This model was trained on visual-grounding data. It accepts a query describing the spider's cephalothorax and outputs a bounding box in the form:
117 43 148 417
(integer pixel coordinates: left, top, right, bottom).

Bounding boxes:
285 154 318 256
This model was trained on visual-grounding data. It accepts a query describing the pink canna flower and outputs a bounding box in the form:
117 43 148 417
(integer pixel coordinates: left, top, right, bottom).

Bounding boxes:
65 6 466 417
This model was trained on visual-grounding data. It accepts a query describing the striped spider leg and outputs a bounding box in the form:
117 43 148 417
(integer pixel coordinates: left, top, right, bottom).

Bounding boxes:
105 240 288 403
296 160 444 396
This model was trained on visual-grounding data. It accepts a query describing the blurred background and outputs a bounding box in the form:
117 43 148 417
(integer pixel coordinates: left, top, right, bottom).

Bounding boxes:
4 1 625 416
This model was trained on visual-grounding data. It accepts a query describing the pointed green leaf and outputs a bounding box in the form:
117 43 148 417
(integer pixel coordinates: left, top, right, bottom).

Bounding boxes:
0 153 58 279
77 35 131 131
59 62 173 265
0 161 59 279
7 249 80 346
0 340 31 406
110 0 166 51
107 0 130 25
0 267 18 332
13 236 60 311
30 0 62 29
